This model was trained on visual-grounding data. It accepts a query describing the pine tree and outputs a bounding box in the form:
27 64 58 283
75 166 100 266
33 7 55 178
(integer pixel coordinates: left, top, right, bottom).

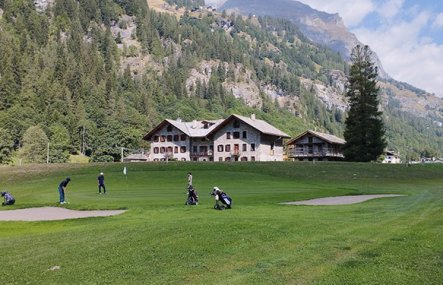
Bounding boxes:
343 45 386 162
19 125 49 163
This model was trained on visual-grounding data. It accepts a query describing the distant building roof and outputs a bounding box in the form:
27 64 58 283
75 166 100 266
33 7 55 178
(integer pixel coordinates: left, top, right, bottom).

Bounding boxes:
123 153 149 161
286 130 345 145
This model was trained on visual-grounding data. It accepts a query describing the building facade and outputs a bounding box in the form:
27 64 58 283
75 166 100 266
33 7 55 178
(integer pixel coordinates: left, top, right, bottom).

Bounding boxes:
286 130 345 161
143 114 290 162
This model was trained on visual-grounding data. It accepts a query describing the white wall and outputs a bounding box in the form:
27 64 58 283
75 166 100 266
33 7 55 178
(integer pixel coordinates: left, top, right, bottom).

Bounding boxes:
149 125 190 161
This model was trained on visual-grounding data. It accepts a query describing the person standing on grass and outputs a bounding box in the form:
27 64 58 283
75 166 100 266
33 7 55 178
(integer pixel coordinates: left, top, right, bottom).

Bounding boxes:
187 172 193 187
58 177 71 204
98 172 106 194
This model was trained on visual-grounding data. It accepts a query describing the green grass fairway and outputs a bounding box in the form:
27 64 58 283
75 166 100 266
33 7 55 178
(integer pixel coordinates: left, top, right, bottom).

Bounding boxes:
0 162 442 284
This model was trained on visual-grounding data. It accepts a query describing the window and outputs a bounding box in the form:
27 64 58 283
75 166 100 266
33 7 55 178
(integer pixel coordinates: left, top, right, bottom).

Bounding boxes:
233 132 240 139
181 158 186 161
219 157 223 162
180 134 187 141
242 131 247 138
153 136 159 142
154 147 159 154
154 158 159 162
167 125 173 132
271 142 275 150
174 146 178 153
241 157 248 161
173 135 179 141
160 136 166 142
218 145 224 152
242 144 247 151
160 147 165 153
251 156 255 161
226 132 231 139
225 145 231 152
225 157 231 162
308 136 313 143
167 135 172 142
193 146 198 152
180 146 186 153
233 120 240 128
251 143 256 151
209 157 214 161
167 146 173 153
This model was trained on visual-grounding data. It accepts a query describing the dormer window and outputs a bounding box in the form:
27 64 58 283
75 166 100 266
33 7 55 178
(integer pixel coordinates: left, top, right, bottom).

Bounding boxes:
167 125 173 132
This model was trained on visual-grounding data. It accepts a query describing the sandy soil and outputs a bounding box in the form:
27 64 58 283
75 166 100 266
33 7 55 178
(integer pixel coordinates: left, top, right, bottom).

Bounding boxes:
0 207 127 221
281 194 406 206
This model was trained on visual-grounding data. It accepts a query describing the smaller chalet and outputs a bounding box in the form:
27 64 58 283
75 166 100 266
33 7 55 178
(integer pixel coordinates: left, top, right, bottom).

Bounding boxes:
123 153 149 162
286 130 345 161
382 150 401 164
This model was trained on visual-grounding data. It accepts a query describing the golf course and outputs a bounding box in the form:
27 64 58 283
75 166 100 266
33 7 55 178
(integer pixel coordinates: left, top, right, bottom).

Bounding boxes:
0 162 442 284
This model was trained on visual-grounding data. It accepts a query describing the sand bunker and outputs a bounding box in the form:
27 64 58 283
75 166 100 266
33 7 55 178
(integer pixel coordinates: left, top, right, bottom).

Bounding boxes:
281 194 406 206
0 207 127 221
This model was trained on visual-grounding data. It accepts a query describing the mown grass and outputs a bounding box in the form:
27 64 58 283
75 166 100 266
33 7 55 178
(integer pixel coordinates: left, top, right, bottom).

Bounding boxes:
0 162 442 284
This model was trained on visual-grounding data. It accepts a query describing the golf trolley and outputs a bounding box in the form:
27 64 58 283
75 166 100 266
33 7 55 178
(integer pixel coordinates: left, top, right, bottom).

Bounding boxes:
185 185 198 205
210 187 232 210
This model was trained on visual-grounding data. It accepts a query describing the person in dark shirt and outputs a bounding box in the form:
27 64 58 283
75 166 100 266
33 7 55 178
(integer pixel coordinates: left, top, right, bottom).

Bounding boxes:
1 191 15 206
98 172 106 194
58 177 71 204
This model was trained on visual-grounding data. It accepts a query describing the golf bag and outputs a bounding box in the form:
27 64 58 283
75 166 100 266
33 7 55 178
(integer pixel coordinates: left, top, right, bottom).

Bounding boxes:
211 187 232 210
185 186 199 205
1 191 15 206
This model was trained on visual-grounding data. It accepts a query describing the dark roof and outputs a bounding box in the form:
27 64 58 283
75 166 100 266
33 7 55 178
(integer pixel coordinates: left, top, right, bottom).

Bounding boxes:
286 130 345 145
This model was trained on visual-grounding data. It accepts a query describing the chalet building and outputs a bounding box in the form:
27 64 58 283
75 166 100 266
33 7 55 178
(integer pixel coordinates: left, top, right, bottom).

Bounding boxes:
382 150 401 164
143 114 290 162
286 130 345 161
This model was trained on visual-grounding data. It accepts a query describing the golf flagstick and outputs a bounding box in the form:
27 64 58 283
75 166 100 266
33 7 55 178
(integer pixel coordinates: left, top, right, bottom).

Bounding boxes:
123 166 128 190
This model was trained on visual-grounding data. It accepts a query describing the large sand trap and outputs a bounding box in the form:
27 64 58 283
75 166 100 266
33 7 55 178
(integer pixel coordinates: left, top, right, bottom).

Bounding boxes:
0 207 127 221
281 194 406 206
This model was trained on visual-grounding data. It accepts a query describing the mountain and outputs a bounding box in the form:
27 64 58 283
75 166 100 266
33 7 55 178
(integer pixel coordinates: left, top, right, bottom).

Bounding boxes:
212 0 390 77
207 0 443 150
0 0 441 164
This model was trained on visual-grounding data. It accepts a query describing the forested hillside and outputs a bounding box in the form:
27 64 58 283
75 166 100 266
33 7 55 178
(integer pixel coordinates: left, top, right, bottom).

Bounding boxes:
0 0 440 164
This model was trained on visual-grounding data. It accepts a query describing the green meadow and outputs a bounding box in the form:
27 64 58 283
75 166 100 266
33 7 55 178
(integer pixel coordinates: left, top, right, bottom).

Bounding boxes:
0 162 442 284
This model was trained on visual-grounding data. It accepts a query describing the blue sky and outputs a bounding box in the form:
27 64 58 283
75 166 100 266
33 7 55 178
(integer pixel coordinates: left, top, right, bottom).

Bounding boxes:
301 0 443 97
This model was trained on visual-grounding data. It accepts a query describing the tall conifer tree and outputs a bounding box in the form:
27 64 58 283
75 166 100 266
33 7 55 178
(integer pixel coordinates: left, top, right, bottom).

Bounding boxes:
343 45 386 162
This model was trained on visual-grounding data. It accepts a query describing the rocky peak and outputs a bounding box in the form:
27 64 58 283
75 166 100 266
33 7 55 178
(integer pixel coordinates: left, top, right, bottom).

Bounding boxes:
217 0 389 79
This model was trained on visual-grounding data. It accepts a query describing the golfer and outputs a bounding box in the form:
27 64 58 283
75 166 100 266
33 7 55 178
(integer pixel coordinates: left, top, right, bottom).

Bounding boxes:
98 172 106 194
187 172 193 187
1 191 15 206
58 177 71 204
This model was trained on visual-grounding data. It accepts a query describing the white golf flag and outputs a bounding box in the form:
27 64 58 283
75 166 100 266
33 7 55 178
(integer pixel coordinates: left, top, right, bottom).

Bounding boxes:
123 166 127 175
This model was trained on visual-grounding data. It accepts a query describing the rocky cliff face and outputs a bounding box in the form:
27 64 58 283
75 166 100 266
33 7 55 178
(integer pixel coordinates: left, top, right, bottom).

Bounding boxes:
207 0 443 126
215 0 389 78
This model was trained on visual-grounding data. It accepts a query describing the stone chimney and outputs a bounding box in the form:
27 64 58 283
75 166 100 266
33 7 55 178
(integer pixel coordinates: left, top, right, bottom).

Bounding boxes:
176 118 182 122
192 120 198 128
251 114 256 120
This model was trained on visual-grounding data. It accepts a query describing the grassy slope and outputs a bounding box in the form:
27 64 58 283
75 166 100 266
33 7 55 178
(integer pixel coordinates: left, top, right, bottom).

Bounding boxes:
0 162 442 284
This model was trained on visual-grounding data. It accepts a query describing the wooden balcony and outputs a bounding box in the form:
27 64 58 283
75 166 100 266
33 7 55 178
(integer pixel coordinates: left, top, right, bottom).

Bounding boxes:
288 149 344 158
